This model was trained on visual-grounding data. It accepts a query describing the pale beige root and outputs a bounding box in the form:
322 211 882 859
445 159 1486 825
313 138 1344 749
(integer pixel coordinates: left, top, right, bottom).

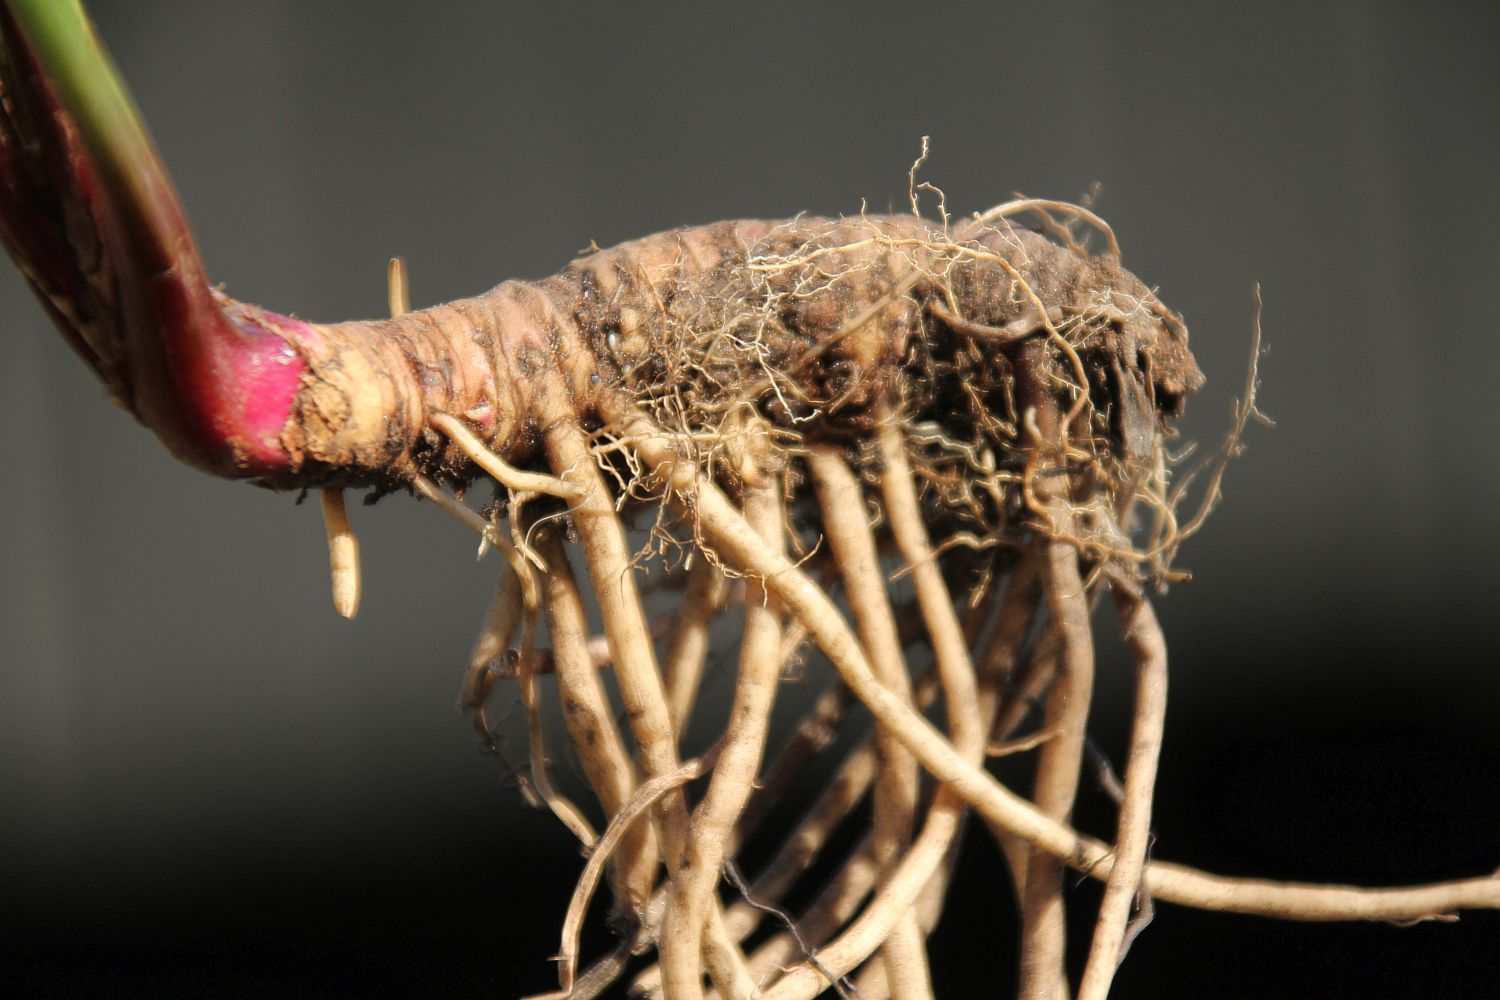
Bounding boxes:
757 607 980 993
536 527 659 918
491 601 704 681
960 199 1120 260
659 479 786 1000
732 678 856 848
1075 583 1168 1000
304 256 385 624
387 256 410 318
635 680 891 998
987 626 1058 917
569 940 642 1000
316 222 386 624
737 553 1024 1000
545 415 682 782
725 739 878 942
895 769 980 990
1018 509 1096 1000
431 411 582 500
318 487 361 619
724 670 938 947
806 445 929 999
662 558 731 739
532 749 719 1000
741 835 880 991
597 397 1500 933
972 552 1045 900
308 256 408 619
409 472 546 738
760 785 971 1000
461 565 523 716
742 425 996 1000
517 648 598 847
874 418 1002 965
511 533 598 849
874 420 983 756
404 477 585 846
1013 342 1095 1000
911 818 965 936
543 409 756 1000
732 602 954 851
989 612 1056 749
851 959 889 1000
633 672 901 997
875 424 988 809
409 472 535 580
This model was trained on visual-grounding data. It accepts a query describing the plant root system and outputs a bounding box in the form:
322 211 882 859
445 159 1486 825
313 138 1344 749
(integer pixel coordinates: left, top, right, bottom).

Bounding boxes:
7 10 1500 994
340 186 1497 998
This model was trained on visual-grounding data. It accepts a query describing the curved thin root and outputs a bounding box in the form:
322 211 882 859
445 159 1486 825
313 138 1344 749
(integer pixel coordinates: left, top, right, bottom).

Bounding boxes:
531 747 720 1000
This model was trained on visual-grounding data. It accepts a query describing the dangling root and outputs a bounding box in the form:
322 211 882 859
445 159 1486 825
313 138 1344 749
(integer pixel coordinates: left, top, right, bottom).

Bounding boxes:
318 486 361 619
807 445 930 997
536 527 659 915
543 396 756 1000
461 566 523 729
633 677 913 998
1015 365 1097 1000
534 747 722 1000
436 369 1500 998
1075 581 1168 1000
313 253 420 621
662 558 732 739
659 476 786 1000
1017 519 1094 1000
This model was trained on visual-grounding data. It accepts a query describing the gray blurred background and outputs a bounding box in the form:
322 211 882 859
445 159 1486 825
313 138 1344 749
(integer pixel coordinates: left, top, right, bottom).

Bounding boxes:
3 2 1498 996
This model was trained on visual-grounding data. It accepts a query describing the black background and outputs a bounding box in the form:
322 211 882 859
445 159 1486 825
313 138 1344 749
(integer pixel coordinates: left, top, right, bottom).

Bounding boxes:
3 2 1498 997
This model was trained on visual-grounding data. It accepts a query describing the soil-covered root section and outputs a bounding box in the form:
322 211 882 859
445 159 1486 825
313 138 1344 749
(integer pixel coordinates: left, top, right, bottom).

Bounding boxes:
552 210 1203 592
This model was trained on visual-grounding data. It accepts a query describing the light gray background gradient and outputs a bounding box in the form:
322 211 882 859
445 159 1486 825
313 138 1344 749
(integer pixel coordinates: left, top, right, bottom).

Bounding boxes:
2 2 1497 996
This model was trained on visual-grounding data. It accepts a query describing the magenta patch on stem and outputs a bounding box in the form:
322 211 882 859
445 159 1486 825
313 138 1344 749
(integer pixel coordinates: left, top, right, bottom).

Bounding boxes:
217 298 317 472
